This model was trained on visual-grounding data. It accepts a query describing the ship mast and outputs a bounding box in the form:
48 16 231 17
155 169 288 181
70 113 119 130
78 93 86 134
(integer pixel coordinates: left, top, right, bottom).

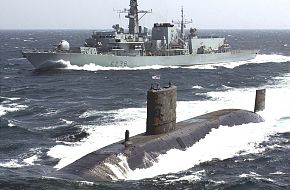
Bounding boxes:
115 0 152 34
181 7 184 38
128 0 139 34
173 7 192 39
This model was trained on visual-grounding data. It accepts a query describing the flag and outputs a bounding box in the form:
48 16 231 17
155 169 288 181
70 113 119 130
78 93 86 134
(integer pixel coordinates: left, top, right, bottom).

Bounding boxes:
152 75 161 80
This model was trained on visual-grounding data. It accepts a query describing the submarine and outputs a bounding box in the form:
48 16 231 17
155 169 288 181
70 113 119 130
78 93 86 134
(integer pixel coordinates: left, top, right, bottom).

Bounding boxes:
53 84 266 182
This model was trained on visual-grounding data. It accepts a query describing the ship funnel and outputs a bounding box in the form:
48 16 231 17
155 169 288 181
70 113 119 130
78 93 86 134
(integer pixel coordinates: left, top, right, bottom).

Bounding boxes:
146 83 177 135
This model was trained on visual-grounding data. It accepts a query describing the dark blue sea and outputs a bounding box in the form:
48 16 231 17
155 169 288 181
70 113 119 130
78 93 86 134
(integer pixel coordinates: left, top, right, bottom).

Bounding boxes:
1 30 290 189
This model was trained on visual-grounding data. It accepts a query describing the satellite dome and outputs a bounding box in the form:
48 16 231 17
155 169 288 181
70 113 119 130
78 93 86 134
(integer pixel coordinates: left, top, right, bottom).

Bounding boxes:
57 40 70 51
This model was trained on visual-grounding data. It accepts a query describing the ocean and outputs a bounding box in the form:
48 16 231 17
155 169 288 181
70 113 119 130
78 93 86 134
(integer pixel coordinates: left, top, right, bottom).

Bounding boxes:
0 30 290 189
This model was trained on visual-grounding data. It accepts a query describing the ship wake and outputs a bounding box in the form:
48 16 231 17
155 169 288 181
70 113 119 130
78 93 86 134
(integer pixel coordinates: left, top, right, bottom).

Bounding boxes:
185 54 290 70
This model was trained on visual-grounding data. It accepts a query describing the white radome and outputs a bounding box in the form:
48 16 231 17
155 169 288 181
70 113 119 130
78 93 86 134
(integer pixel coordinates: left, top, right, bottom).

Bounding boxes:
58 40 70 51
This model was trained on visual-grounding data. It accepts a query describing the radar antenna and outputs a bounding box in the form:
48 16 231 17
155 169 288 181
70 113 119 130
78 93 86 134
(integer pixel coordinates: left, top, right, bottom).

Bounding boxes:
114 0 152 34
172 7 192 39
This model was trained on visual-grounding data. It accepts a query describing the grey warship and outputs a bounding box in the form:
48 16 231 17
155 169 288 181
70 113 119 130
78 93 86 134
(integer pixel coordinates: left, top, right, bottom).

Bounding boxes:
22 0 258 69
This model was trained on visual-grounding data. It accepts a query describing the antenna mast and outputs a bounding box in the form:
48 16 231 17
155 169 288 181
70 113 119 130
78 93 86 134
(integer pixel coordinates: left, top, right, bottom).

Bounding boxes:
115 0 152 34
173 7 192 39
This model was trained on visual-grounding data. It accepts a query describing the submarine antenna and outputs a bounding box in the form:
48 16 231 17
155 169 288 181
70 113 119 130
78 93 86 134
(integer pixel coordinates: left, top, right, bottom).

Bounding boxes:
125 130 130 142
124 130 133 147
254 89 266 112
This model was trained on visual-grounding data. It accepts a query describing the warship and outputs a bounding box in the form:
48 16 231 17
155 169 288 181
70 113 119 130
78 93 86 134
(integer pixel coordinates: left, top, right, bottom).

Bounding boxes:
22 0 258 69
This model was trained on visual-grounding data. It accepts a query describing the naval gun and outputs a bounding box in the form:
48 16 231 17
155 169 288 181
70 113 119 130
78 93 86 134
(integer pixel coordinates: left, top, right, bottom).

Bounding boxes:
54 84 266 182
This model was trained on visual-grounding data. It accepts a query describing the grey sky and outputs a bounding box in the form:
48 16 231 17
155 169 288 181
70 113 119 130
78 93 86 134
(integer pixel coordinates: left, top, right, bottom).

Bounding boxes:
1 0 290 29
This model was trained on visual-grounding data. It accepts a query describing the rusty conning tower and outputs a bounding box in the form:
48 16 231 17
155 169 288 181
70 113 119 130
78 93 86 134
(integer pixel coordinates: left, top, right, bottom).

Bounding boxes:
146 84 177 135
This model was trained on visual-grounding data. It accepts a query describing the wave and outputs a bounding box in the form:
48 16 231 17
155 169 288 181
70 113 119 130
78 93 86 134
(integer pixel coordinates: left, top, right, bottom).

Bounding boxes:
47 108 148 169
23 39 38 42
23 155 39 166
0 96 21 101
0 159 25 168
239 172 275 183
166 170 205 183
184 54 290 70
0 103 27 117
0 154 40 169
7 58 27 61
192 85 204 89
252 54 290 63
269 171 287 175
0 146 42 169
60 119 73 125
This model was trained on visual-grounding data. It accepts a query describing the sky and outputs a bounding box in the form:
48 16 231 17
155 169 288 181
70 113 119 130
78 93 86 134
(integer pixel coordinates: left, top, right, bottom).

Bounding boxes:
0 0 290 30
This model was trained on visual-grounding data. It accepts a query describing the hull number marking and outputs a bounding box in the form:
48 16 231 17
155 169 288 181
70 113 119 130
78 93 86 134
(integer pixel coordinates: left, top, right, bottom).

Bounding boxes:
110 60 128 67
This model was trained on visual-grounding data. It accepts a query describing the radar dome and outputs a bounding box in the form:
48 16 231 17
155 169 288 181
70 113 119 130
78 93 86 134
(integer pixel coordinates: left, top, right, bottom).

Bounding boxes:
57 40 70 51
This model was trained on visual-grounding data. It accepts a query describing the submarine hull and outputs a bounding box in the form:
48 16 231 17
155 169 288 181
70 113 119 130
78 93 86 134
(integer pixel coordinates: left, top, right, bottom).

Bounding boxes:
54 109 264 182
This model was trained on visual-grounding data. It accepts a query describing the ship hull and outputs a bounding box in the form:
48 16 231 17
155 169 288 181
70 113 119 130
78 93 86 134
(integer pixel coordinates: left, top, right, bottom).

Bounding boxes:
22 50 258 69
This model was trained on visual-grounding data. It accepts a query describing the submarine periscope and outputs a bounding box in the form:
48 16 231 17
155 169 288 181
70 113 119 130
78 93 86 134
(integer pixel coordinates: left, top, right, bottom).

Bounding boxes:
53 83 266 182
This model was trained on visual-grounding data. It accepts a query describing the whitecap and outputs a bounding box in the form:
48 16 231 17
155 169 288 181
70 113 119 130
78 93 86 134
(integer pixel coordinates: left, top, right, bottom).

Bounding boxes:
240 172 274 182
0 159 25 168
270 171 286 175
23 155 39 166
61 119 73 125
0 103 27 116
166 170 205 182
239 172 261 178
192 85 203 89
7 58 26 61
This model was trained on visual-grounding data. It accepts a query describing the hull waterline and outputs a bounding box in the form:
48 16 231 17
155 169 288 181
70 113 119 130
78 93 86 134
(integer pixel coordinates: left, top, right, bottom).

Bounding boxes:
22 50 258 69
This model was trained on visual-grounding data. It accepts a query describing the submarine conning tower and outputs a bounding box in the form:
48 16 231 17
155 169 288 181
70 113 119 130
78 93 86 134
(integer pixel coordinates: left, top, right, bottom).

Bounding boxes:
146 83 177 135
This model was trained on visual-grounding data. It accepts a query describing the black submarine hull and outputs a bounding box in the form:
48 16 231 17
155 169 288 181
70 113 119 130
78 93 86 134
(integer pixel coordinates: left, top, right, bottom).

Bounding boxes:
54 109 264 182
